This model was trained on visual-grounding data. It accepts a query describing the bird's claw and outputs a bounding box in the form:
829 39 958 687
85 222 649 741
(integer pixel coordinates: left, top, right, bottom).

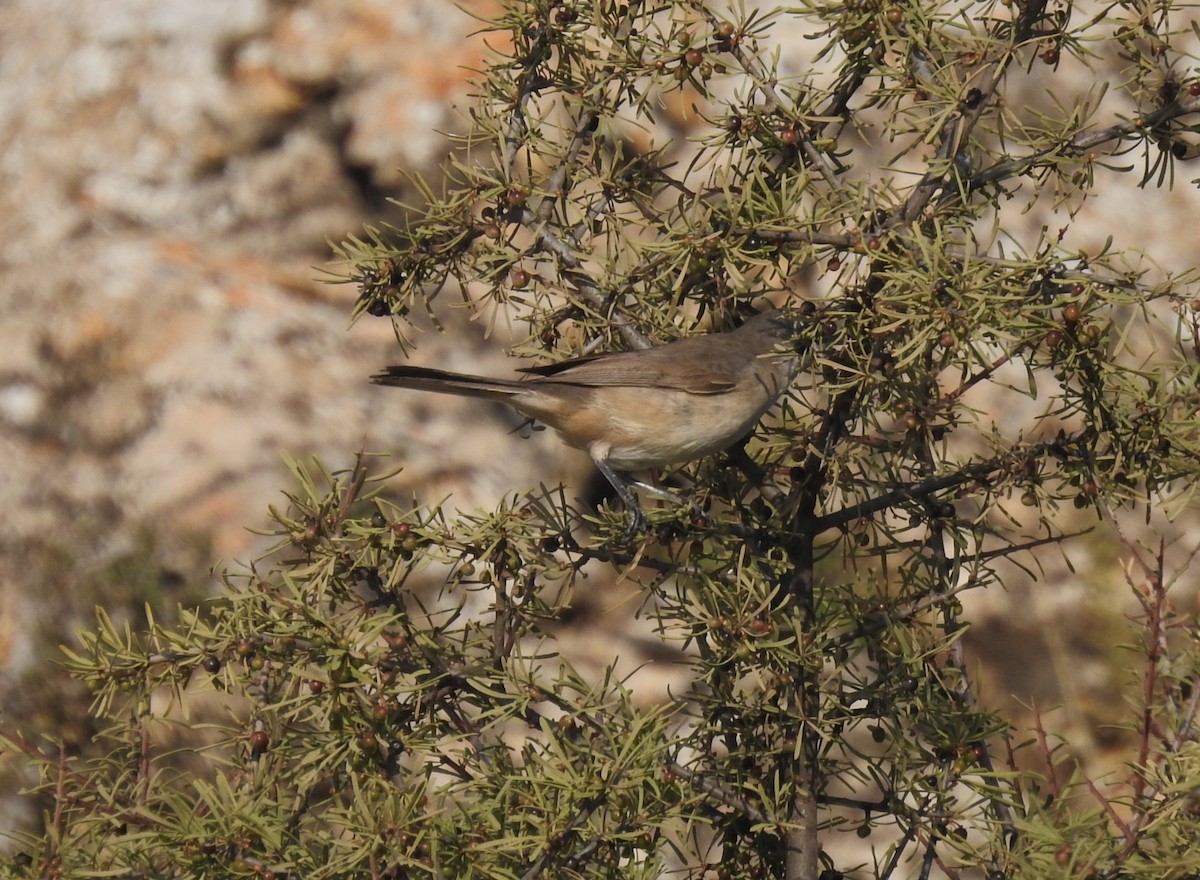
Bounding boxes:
622 505 648 539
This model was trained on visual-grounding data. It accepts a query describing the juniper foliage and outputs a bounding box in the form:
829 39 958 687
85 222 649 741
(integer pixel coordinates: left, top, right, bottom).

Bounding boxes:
6 1 1200 879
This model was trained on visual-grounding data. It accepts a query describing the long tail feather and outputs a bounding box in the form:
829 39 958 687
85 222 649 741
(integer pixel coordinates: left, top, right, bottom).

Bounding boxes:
370 366 525 401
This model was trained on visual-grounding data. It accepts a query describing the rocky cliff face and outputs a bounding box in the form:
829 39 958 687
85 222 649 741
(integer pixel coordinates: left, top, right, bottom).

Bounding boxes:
0 0 596 696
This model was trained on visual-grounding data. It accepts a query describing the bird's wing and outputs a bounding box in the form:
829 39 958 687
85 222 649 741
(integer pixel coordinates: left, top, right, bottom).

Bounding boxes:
518 344 738 394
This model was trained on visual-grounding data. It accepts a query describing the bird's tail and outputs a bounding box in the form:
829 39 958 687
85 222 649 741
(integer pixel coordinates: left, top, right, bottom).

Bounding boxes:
370 366 526 401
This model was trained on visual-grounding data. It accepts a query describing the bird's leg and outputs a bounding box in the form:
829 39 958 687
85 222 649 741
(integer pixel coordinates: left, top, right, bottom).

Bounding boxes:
626 476 681 502
593 460 648 536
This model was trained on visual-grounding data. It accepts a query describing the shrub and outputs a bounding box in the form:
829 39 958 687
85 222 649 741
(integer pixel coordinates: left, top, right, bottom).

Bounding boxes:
6 1 1200 878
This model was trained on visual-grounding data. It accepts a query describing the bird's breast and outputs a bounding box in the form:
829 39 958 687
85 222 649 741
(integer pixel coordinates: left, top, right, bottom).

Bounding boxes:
556 385 781 471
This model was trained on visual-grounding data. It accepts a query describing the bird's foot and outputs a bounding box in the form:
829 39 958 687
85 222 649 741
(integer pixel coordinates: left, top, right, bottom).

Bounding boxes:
622 503 648 539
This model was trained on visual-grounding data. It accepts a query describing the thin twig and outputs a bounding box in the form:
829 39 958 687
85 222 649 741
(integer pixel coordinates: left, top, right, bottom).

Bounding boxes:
666 759 771 825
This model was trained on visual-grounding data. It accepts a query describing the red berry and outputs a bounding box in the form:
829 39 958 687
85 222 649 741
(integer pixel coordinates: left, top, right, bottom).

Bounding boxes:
357 731 379 753
746 617 772 636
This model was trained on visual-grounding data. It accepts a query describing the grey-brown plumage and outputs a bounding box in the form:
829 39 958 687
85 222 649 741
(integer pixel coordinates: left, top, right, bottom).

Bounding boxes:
372 309 804 531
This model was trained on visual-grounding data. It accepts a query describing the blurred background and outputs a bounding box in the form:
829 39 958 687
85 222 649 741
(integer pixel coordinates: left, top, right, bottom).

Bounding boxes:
2 0 1198 834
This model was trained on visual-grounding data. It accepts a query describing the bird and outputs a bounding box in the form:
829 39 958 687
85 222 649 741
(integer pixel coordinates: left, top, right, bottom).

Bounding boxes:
371 308 805 533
